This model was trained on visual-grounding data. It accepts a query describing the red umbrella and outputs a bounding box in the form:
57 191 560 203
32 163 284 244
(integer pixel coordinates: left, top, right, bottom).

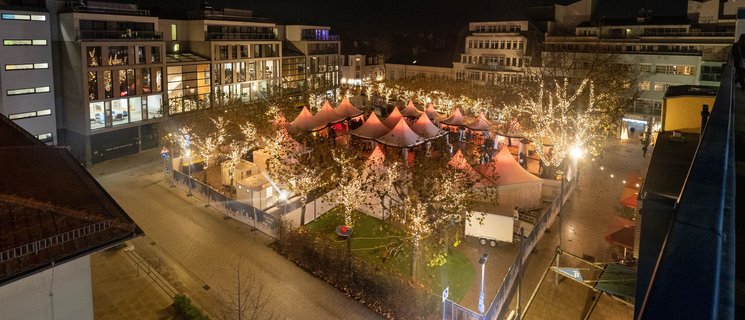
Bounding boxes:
605 217 636 249
619 187 639 209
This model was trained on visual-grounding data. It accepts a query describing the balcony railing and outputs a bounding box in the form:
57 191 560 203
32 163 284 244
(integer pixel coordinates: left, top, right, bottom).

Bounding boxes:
66 1 150 16
78 29 163 41
206 32 278 41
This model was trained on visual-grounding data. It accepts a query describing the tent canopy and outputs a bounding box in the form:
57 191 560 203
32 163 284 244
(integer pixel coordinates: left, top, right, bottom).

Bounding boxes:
401 100 423 118
375 117 427 148
351 112 391 140
290 106 326 132
619 187 639 209
466 112 491 131
448 150 482 182
441 107 468 127
425 103 441 121
362 145 386 178
336 97 363 118
410 113 447 139
382 106 404 129
605 217 636 249
314 100 347 125
476 147 543 209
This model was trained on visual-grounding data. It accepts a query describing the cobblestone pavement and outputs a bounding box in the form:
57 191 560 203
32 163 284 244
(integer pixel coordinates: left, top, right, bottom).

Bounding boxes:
91 148 380 320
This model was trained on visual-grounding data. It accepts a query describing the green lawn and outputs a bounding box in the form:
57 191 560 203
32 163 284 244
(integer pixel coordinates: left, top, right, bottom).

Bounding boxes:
306 207 476 302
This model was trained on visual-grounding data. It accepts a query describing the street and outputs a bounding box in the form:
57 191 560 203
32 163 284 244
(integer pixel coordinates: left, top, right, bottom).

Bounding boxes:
92 149 380 320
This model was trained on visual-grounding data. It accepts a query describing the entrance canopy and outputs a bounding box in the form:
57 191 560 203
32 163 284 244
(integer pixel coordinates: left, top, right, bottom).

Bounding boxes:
290 106 326 132
351 112 390 140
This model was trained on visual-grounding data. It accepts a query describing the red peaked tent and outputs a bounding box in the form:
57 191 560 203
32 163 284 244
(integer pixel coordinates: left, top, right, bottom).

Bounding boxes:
290 106 326 132
376 117 427 148
410 113 447 139
477 147 543 209
448 150 483 182
351 112 391 140
466 111 491 131
382 106 404 129
425 103 441 121
401 100 423 118
314 100 347 125
441 107 468 127
336 97 363 118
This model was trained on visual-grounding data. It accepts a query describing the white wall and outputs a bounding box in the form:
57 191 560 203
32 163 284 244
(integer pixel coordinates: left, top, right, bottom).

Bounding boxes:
0 256 94 320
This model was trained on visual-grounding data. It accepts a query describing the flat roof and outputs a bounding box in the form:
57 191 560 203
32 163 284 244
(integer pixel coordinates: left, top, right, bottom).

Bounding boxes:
664 85 719 99
166 52 209 64
0 114 142 285
642 131 700 199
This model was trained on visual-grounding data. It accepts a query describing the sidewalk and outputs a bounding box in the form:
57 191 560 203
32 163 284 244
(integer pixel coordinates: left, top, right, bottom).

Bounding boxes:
91 245 182 320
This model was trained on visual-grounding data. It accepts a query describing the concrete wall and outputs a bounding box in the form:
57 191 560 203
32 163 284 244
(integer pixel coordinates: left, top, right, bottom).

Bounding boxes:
661 95 716 132
0 256 93 320
0 9 58 143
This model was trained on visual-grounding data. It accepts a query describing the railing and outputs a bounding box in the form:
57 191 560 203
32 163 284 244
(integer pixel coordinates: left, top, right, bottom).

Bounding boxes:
172 170 277 237
483 179 574 320
78 30 163 40
0 220 112 263
301 34 340 41
66 2 151 16
444 299 484 320
625 105 661 116
206 32 278 41
635 51 736 319
640 31 734 38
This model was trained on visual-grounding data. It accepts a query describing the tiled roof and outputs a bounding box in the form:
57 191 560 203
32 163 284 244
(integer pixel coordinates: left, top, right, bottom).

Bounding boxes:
0 114 141 285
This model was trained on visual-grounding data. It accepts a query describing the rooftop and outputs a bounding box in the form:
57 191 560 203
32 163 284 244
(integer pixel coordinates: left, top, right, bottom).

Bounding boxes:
641 131 700 200
664 85 719 99
576 16 690 28
0 114 142 285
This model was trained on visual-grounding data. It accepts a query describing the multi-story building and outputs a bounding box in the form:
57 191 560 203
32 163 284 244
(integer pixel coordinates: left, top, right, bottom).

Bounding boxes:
51 0 166 164
340 49 385 86
542 14 734 130
453 20 536 84
281 25 341 98
0 1 56 144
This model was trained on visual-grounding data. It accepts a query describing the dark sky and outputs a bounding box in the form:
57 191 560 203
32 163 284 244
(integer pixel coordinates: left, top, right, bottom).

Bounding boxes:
154 0 687 37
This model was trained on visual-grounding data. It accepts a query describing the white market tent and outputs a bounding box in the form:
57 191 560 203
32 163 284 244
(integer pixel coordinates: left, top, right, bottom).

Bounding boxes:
476 147 543 209
440 107 468 127
362 145 386 178
448 150 483 182
290 106 326 132
314 100 347 125
425 103 441 121
336 97 364 118
410 113 447 139
466 111 491 131
375 117 427 148
400 100 423 118
351 112 391 140
382 106 404 129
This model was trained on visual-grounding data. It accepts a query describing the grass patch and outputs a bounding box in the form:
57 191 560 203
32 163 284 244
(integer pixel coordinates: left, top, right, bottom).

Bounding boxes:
306 207 475 302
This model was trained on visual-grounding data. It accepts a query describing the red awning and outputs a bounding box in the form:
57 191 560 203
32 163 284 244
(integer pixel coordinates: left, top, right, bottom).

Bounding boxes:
604 217 636 249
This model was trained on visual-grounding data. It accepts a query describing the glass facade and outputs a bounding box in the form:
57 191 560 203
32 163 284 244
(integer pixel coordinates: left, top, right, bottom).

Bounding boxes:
167 64 211 114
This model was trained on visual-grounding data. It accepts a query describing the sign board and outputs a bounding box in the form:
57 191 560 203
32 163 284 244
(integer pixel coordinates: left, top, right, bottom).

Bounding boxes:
161 147 169 159
442 287 449 302
556 267 584 282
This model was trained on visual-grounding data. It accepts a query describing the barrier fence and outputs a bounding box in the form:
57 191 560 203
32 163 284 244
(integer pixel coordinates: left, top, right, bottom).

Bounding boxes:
172 170 277 237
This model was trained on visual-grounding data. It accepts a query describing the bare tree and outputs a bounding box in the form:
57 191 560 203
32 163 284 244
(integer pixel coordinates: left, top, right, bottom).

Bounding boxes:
218 255 277 320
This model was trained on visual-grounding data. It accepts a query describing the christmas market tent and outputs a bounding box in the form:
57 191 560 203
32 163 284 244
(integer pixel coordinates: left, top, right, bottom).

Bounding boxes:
314 100 347 125
425 103 441 121
440 107 468 127
477 147 543 209
375 117 427 148
410 113 447 139
289 106 326 132
335 97 364 118
448 150 483 182
382 106 404 129
362 145 386 178
466 112 491 131
351 112 391 140
273 114 288 129
401 100 423 118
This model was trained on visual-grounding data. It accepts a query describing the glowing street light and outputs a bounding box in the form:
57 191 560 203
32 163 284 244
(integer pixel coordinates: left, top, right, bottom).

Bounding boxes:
570 146 584 159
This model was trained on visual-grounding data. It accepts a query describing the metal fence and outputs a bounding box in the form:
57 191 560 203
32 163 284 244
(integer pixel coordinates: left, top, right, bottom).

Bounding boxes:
443 299 485 320
483 179 574 320
0 220 112 263
172 170 276 237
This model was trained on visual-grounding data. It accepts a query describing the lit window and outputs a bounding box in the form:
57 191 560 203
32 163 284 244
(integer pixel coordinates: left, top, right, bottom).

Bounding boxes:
6 86 50 96
1 13 30 20
8 111 36 119
640 81 650 91
32 39 46 45
33 63 48 69
35 86 50 93
37 109 52 116
36 133 52 142
5 64 33 70
30 15 46 21
3 39 32 46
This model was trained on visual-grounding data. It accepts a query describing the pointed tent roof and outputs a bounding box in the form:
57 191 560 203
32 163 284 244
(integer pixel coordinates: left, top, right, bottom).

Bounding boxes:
448 150 483 182
375 117 427 148
273 114 288 129
400 100 423 118
351 112 391 140
466 112 491 131
314 100 347 125
477 147 541 185
382 106 404 128
425 103 441 121
410 113 447 139
362 145 387 178
336 97 363 118
290 106 326 132
441 107 468 127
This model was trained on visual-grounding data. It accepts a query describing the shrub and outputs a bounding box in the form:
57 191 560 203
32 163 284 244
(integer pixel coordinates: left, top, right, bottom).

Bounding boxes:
173 294 209 320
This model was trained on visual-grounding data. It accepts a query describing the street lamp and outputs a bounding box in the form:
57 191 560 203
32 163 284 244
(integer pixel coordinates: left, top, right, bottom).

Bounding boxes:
278 190 289 215
478 253 488 314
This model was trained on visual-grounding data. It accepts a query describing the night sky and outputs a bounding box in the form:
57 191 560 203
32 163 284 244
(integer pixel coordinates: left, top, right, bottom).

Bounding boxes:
155 0 687 37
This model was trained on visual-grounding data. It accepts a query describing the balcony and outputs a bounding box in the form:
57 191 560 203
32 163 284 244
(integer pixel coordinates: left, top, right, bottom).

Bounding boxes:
301 34 340 41
78 29 163 41
206 32 278 41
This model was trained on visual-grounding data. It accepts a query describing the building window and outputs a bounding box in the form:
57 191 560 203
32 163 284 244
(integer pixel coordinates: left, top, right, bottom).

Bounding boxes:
88 71 98 100
155 68 162 92
7 86 49 96
36 132 52 142
151 46 161 63
218 45 228 60
108 46 128 65
118 69 136 96
90 101 105 130
141 68 151 93
146 94 162 119
701 65 723 82
137 46 146 64
103 70 113 98
129 97 142 122
639 64 651 73
87 47 101 67
640 81 650 91
170 24 177 40
653 82 669 92
3 39 46 46
8 109 52 120
239 45 248 59
2 14 45 21
111 98 129 125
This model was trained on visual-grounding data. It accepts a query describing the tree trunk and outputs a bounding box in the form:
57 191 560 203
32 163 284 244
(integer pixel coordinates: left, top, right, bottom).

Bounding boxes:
300 201 307 226
411 238 419 279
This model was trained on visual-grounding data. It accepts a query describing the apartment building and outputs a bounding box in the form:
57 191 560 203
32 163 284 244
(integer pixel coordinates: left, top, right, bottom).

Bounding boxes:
453 20 535 84
0 1 56 144
282 25 341 98
340 52 384 85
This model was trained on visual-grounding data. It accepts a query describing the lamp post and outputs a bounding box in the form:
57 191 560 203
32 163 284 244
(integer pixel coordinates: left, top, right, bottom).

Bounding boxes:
478 253 488 314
